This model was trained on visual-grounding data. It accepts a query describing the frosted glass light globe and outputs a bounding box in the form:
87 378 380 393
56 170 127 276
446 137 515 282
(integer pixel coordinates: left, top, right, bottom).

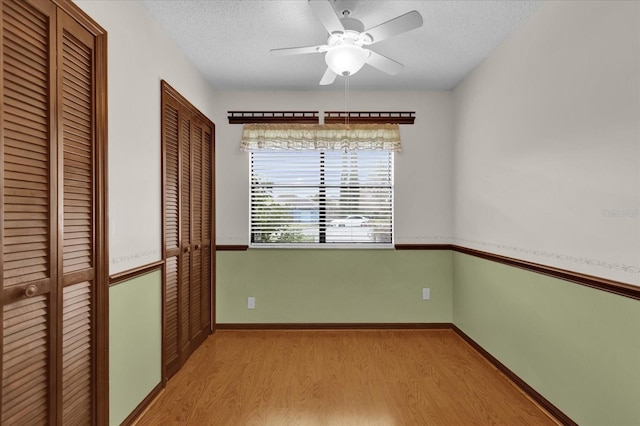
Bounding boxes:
325 43 368 76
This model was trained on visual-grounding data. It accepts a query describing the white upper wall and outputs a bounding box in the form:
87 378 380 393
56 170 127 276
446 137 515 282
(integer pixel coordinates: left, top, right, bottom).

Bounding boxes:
210 90 454 246
74 0 219 274
453 0 640 285
74 0 637 284
75 0 453 270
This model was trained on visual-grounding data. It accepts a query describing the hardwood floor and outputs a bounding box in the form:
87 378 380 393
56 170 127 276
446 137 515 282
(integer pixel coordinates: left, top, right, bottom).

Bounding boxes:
135 330 558 425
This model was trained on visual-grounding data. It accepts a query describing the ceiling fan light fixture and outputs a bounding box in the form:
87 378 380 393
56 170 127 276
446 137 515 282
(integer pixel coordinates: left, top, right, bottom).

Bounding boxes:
271 0 423 85
325 43 369 76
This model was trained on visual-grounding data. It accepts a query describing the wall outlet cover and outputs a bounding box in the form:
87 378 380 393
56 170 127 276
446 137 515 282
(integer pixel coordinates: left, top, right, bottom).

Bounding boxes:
248 297 255 309
422 288 431 300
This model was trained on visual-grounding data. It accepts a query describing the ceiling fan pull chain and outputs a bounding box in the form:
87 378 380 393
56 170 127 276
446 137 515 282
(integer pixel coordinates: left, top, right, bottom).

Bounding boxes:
344 73 350 128
343 73 350 153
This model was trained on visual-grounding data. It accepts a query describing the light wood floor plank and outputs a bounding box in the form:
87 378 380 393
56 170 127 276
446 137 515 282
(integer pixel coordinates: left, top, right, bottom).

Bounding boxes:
136 330 558 425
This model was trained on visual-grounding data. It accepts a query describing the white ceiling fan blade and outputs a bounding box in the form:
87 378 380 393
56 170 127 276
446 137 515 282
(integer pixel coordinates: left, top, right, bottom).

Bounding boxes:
365 50 404 75
270 45 326 56
319 67 338 85
308 0 344 35
363 11 423 44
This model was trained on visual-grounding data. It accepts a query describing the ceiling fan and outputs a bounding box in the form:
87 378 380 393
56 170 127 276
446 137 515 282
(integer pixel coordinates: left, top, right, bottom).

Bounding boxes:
271 0 423 85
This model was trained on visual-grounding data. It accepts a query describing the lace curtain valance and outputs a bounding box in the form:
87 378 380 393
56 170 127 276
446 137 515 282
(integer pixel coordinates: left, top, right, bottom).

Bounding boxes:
240 123 401 152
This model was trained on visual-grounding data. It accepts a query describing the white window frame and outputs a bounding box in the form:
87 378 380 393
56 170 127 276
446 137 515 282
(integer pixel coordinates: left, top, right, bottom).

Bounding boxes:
248 150 394 249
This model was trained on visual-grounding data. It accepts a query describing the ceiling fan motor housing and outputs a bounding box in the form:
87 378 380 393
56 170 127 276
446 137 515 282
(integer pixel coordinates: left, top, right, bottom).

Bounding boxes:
327 30 370 48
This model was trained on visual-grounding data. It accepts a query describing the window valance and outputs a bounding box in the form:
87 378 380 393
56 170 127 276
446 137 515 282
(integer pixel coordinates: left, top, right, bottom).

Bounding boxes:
240 123 401 152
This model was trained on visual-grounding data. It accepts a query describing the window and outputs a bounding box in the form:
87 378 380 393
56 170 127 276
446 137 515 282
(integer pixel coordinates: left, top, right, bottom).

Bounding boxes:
250 150 393 246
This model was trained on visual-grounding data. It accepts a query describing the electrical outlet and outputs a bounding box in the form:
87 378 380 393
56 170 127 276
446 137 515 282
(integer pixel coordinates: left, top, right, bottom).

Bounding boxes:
247 297 255 309
422 288 430 300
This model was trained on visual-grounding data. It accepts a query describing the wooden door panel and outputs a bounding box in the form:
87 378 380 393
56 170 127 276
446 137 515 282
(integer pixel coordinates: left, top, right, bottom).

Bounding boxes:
201 129 212 330
180 249 190 358
61 281 92 424
60 22 93 275
2 0 53 289
201 244 211 331
191 125 202 246
162 96 181 377
163 100 180 256
59 11 94 424
2 295 49 425
1 0 56 423
180 114 191 358
190 124 202 342
164 257 179 376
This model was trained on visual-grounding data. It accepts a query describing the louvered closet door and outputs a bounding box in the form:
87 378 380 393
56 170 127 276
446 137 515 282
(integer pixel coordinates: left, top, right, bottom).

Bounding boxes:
162 95 181 378
58 12 96 424
1 1 56 424
161 81 214 381
1 1 99 423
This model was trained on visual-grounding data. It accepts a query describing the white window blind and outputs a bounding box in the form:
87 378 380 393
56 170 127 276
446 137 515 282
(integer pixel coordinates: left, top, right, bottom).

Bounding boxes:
250 150 393 246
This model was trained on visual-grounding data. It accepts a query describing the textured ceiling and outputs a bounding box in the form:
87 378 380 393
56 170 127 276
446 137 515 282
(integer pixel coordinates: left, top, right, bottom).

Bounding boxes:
142 0 543 91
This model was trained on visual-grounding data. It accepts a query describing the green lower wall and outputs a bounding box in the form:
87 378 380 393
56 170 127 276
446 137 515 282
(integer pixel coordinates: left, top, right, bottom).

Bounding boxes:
216 249 453 323
107 251 639 425
453 252 640 426
109 270 162 426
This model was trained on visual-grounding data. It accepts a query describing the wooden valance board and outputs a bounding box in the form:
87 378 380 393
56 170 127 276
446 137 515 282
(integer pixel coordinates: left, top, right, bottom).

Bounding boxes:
228 111 415 124
227 111 320 124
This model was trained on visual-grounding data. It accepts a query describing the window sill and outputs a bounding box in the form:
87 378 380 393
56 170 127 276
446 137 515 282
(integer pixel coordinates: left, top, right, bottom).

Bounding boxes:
249 243 395 250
